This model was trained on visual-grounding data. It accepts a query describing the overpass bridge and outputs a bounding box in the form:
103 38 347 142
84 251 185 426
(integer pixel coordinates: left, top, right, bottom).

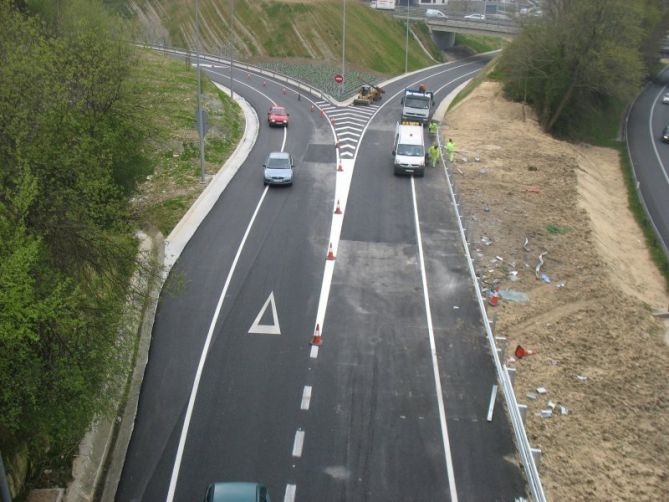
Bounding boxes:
426 17 520 48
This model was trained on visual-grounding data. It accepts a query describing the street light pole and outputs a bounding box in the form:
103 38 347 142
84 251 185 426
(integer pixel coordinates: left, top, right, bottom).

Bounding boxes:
196 0 205 182
342 0 346 99
229 0 234 98
404 0 409 74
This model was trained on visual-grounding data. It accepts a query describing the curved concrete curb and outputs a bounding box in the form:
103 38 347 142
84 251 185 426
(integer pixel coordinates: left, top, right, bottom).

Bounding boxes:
65 82 260 502
164 85 259 272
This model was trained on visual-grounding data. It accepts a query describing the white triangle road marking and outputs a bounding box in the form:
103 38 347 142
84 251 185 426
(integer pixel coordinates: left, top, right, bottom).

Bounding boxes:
248 291 281 335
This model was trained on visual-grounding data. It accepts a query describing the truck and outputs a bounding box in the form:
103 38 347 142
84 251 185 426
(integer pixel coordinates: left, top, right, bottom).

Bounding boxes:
392 121 426 177
371 0 396 11
400 86 434 125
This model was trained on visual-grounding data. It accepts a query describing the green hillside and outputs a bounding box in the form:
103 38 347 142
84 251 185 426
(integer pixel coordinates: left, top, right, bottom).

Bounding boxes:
134 0 439 76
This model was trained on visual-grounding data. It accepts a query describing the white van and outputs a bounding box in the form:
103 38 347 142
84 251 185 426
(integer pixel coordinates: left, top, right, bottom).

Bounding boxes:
425 9 447 19
392 121 426 176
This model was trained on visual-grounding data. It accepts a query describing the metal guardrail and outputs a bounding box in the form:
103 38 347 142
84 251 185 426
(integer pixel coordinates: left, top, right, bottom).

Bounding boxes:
437 133 546 501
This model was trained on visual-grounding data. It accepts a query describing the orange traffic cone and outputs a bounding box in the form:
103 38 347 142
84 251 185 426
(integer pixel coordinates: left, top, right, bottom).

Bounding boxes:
488 288 500 306
334 200 342 214
514 345 536 359
311 324 322 346
337 163 343 172
326 243 335 260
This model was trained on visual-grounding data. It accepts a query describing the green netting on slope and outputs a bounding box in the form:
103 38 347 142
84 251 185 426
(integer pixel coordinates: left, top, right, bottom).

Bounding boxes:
253 62 384 100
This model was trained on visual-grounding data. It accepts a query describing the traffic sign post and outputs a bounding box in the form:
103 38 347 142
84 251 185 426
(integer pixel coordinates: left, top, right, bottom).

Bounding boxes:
334 74 344 84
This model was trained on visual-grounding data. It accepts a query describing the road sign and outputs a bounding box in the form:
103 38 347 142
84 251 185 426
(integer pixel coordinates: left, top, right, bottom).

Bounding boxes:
334 74 344 84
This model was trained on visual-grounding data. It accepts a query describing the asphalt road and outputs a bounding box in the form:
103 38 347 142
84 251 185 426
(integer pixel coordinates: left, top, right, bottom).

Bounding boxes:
116 55 527 502
626 67 669 258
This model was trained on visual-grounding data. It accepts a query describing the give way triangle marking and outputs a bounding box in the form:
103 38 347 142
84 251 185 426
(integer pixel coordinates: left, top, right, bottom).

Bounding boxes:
248 292 281 335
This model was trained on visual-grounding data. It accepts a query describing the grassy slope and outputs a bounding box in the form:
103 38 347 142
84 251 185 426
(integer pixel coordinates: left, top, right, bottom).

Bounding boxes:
129 48 242 235
151 0 437 75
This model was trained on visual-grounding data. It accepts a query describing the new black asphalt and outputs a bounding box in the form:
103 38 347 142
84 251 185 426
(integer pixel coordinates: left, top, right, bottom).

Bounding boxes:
116 55 527 502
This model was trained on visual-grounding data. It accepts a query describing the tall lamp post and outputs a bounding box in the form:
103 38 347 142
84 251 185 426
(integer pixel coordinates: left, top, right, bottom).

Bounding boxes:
341 0 346 98
229 0 235 98
404 0 409 74
195 0 205 183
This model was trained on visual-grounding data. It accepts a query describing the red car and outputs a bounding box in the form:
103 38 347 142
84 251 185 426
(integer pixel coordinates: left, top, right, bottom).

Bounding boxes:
267 106 289 127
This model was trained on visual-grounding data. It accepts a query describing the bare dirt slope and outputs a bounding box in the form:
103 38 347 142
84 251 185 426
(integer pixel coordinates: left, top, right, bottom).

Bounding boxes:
443 81 669 501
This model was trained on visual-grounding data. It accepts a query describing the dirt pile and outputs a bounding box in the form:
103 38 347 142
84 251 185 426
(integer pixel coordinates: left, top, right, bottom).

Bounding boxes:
444 82 669 500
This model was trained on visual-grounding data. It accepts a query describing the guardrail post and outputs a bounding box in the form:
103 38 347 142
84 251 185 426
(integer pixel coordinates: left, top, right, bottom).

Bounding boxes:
531 448 542 471
505 365 516 387
495 336 507 358
517 404 528 425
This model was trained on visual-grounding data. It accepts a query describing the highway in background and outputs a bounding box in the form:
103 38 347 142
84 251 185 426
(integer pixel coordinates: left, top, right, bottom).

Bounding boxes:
115 54 527 501
626 67 669 258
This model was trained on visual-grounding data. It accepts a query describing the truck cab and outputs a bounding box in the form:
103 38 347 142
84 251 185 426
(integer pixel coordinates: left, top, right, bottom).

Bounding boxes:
392 121 426 176
401 87 434 125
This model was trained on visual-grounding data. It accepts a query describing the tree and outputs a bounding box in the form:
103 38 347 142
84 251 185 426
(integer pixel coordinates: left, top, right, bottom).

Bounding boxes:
498 0 661 135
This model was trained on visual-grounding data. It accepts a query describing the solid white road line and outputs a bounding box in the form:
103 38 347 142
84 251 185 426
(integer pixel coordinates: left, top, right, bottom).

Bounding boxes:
292 429 305 457
411 176 459 502
166 187 270 502
301 386 313 410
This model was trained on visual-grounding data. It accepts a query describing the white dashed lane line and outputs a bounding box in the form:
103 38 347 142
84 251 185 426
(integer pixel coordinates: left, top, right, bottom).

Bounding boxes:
292 429 305 458
300 386 313 410
283 484 296 502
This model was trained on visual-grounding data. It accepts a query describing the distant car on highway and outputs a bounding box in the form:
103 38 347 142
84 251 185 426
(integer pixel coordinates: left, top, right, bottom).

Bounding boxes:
425 9 447 19
464 13 485 20
263 151 294 185
267 105 289 127
204 482 271 502
662 125 669 143
662 93 669 104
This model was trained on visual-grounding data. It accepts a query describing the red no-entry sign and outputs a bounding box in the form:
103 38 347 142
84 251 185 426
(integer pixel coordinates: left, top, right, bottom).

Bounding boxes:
334 74 344 84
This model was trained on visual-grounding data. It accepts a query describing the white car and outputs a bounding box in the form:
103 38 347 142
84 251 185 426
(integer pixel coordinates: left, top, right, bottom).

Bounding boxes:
425 9 447 19
663 93 669 104
464 13 485 20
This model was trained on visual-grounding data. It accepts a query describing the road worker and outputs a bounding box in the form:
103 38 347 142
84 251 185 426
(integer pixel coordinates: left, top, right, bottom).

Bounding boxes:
445 138 455 162
428 142 441 168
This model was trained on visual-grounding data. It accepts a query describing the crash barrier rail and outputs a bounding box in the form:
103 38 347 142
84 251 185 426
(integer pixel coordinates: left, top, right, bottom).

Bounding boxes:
147 44 381 106
437 135 547 502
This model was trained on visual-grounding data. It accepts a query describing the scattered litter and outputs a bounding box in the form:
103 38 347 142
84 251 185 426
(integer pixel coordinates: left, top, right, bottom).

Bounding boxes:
538 409 552 418
495 255 504 262
547 400 556 410
556 281 566 288
559 406 569 415
484 205 490 212
474 156 480 162
536 387 547 394
540 273 551 283
506 357 517 365
453 305 460 309
535 251 547 278
481 235 493 246
576 375 588 382
526 392 538 400
526 186 541 193
479 168 487 175
509 270 519 281
500 289 529 303
456 167 464 175
523 237 530 251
